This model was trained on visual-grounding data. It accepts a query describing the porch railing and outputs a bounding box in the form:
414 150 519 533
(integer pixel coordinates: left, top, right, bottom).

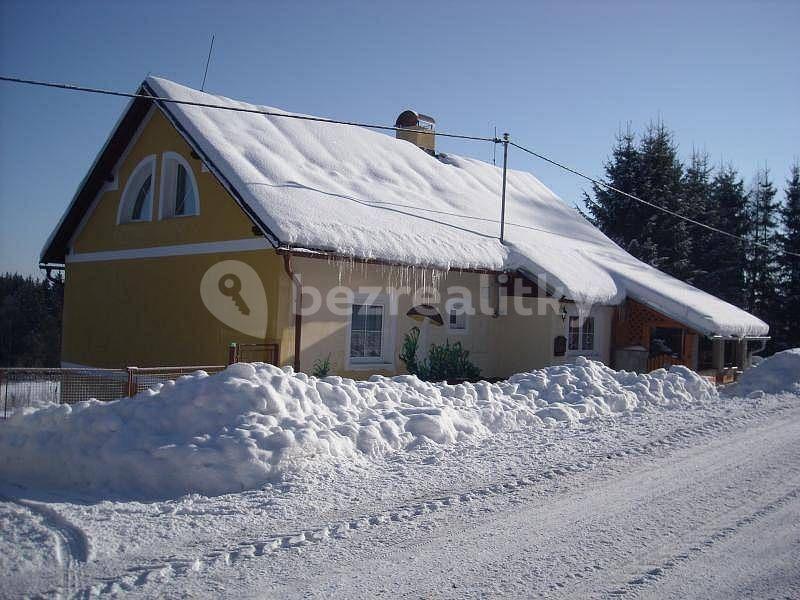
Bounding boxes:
646 354 688 372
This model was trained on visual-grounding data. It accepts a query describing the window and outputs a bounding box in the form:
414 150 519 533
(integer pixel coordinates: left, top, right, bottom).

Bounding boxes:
160 152 199 218
582 316 595 350
350 304 384 360
568 316 595 351
118 156 156 223
447 300 467 332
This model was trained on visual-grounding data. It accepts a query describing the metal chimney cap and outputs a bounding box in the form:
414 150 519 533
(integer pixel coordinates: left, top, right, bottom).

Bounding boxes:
395 110 435 129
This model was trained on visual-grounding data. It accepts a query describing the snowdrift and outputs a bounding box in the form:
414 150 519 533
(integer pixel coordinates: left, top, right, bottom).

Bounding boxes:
726 348 800 396
0 359 716 498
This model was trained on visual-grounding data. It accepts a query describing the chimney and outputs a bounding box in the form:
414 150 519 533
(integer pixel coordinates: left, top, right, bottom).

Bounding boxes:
395 110 436 155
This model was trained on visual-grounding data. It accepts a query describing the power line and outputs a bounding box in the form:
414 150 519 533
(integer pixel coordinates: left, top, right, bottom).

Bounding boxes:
0 75 497 143
1 74 796 258
509 141 800 258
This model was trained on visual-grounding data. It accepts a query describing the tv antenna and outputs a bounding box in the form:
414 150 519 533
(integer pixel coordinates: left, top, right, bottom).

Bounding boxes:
201 34 215 91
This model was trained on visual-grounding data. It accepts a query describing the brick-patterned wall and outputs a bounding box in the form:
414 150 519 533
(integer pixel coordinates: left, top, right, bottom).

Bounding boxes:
613 299 696 367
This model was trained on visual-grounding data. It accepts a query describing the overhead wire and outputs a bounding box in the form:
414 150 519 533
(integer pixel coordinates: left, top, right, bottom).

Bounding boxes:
1 74 797 258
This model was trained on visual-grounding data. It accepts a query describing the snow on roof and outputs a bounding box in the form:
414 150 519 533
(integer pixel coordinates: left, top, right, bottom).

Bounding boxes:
145 76 768 338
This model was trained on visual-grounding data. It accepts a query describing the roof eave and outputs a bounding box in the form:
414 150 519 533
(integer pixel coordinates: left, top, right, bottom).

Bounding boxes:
40 84 154 265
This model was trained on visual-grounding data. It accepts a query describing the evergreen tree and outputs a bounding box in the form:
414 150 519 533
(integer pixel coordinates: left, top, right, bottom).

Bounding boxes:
584 121 689 277
0 273 63 367
701 165 750 306
636 122 691 280
746 168 780 322
683 150 715 286
776 162 800 349
583 125 642 246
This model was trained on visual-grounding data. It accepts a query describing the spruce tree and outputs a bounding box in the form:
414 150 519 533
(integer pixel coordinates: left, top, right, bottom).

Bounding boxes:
583 125 641 246
776 162 800 349
683 150 715 286
702 165 750 306
635 121 691 279
584 121 689 277
747 168 780 322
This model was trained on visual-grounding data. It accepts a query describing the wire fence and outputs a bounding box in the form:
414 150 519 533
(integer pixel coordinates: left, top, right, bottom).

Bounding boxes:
1 365 225 419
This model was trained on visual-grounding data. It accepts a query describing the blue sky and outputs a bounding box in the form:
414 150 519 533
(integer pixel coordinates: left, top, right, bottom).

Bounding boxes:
1 0 797 276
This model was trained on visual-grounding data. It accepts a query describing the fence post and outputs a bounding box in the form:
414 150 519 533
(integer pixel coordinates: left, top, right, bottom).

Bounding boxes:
228 343 238 366
1 369 6 419
126 366 138 397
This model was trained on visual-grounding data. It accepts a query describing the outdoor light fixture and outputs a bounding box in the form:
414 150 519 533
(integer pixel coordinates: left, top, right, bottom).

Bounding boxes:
560 305 568 322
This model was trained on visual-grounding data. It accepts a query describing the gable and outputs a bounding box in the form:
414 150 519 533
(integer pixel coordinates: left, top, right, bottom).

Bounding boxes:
70 108 256 254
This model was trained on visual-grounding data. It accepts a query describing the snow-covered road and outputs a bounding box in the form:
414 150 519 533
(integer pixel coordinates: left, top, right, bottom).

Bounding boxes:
243 399 800 599
2 355 799 598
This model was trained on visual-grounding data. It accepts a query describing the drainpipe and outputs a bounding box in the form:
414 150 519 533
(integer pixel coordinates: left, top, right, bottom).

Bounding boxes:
281 251 302 372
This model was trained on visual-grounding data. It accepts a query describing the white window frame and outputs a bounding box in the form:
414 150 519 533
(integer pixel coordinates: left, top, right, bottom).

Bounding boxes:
158 151 200 220
567 315 595 353
345 293 396 370
446 298 469 334
116 155 156 224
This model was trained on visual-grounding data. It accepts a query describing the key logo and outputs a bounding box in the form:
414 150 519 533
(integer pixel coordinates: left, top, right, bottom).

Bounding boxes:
200 260 268 338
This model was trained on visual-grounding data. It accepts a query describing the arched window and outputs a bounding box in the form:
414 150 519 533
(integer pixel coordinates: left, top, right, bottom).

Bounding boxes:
159 152 199 218
117 156 156 223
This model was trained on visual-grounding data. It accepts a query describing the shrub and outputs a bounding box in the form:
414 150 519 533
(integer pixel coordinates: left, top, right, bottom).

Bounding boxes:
312 354 332 377
399 326 481 382
418 339 481 382
399 326 421 375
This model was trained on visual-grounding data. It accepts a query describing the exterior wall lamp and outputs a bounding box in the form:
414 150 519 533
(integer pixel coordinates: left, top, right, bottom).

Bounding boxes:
560 305 568 322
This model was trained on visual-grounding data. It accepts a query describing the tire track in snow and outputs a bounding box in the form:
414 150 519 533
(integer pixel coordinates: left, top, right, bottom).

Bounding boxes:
79 400 796 596
604 487 800 598
1 495 91 597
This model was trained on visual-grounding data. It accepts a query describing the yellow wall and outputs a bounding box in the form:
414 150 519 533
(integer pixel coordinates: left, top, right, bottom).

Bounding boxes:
62 106 293 368
290 257 569 379
63 249 291 368
72 108 255 254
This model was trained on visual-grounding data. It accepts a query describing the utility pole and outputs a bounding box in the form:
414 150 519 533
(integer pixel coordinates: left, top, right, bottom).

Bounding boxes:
499 132 510 244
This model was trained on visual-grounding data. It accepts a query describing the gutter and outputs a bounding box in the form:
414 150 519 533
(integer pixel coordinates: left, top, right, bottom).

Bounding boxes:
279 249 303 372
276 245 505 276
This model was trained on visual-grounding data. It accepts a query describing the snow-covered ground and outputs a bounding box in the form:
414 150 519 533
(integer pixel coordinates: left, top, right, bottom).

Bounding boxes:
1 351 799 598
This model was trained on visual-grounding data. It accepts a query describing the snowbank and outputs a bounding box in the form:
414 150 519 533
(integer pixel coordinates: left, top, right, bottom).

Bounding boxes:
0 359 716 498
726 349 800 396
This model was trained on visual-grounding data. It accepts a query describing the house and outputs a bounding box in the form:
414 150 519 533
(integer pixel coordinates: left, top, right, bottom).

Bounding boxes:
40 77 769 380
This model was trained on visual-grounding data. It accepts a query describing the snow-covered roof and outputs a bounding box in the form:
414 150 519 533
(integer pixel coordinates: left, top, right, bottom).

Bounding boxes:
143 78 767 337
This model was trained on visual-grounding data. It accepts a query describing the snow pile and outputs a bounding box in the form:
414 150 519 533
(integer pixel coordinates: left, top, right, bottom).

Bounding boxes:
726 349 800 396
0 359 716 498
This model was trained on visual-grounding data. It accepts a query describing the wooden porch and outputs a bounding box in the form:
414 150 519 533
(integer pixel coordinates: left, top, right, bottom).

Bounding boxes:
612 299 697 373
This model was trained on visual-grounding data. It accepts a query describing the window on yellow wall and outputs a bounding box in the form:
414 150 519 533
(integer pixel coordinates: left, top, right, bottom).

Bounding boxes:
117 156 156 223
160 152 199 219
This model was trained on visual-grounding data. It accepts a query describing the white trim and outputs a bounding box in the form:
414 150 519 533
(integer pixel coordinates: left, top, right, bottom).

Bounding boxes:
116 155 157 224
158 151 201 220
345 292 397 371
40 94 140 262
66 106 156 251
66 238 271 263
113 106 155 179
